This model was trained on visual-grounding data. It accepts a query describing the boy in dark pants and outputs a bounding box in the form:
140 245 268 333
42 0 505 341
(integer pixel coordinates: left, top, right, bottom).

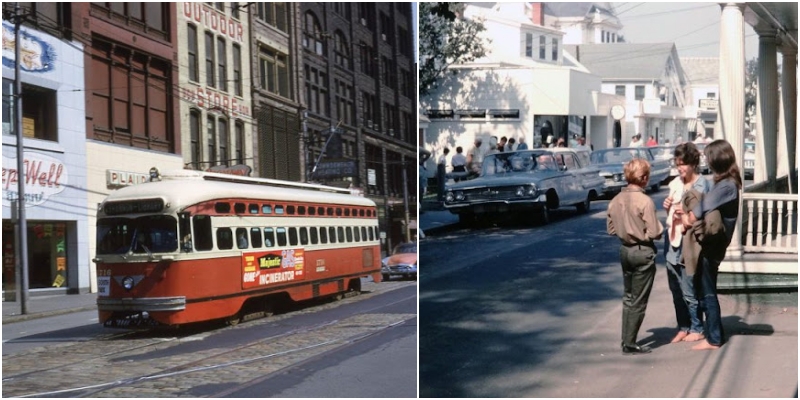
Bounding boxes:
607 158 664 355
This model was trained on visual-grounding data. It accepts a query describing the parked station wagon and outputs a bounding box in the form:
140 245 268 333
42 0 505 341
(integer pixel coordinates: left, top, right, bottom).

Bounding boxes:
443 149 604 225
589 147 671 196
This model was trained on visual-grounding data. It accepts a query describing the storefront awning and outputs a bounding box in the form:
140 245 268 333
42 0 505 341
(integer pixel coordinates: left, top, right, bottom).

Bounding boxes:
688 119 698 132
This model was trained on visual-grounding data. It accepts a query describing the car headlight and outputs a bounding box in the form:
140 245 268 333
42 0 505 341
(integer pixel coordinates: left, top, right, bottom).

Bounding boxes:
516 186 526 197
527 184 538 197
614 173 623 182
445 192 454 202
122 276 135 291
455 191 465 201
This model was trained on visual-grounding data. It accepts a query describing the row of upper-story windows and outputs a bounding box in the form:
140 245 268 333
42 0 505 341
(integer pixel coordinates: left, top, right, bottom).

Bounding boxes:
188 110 245 168
523 33 559 62
186 23 243 97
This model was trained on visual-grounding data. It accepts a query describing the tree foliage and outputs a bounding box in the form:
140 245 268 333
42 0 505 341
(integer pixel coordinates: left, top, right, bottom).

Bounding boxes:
418 2 488 97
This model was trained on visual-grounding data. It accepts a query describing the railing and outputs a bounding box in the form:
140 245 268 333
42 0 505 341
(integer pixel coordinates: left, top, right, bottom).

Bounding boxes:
741 193 797 253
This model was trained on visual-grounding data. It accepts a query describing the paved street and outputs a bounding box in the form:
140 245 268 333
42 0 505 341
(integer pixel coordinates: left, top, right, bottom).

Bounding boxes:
2 280 417 398
419 190 798 397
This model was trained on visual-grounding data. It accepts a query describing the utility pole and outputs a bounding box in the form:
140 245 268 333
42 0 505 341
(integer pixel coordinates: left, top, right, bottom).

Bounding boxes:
402 161 411 243
13 2 30 314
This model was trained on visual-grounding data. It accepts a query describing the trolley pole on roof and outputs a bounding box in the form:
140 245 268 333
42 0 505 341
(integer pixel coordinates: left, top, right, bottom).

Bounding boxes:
13 2 30 314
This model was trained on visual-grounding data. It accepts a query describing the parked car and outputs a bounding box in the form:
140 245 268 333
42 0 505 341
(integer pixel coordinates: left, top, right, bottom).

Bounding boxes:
744 140 755 179
381 242 417 281
695 142 709 174
443 149 604 225
647 145 678 183
589 147 670 196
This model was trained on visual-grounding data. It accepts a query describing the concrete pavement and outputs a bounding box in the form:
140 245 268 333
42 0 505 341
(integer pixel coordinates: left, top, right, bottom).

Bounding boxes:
2 292 98 324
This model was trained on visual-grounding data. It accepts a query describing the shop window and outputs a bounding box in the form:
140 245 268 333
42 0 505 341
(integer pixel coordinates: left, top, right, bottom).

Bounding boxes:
4 222 69 289
217 228 233 250
2 79 58 141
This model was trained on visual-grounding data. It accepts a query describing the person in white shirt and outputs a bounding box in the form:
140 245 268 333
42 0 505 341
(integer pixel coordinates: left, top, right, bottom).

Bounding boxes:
436 148 449 201
467 138 484 176
451 146 467 182
629 134 643 148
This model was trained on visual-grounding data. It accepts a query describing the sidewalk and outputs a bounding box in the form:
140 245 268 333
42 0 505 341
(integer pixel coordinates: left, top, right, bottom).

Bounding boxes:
2 292 98 324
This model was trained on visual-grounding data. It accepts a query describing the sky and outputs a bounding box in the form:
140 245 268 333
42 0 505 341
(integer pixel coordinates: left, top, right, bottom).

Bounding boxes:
615 2 759 60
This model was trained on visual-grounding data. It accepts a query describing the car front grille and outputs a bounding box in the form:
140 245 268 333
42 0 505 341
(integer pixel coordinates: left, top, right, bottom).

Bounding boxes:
463 187 519 202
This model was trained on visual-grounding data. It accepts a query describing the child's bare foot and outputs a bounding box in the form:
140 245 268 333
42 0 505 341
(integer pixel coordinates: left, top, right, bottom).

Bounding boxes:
670 331 689 343
691 340 720 350
682 332 705 342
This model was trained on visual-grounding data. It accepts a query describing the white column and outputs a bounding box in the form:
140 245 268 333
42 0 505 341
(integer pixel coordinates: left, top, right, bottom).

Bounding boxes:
781 44 797 192
718 2 746 256
755 27 780 185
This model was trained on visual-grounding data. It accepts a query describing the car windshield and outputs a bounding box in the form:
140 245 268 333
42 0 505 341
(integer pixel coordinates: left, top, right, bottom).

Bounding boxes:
97 215 178 255
590 149 640 164
649 147 674 159
481 152 558 175
394 243 416 254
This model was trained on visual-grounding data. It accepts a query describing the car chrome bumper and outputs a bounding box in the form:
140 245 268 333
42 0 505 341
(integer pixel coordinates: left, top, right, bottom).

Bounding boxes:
97 296 187 312
444 199 546 213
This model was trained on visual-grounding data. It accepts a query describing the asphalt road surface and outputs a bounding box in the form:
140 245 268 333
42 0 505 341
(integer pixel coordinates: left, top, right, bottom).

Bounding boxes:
2 279 417 398
420 189 797 397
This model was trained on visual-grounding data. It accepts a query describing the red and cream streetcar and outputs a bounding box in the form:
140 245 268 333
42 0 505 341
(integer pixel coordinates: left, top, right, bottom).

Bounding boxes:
94 169 382 328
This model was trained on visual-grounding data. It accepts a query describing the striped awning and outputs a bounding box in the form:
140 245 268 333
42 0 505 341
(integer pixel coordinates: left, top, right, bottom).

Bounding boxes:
687 118 698 132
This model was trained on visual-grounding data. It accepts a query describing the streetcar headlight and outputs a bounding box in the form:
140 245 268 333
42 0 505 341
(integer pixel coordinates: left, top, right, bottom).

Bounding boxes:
455 191 465 201
122 276 135 291
445 192 454 202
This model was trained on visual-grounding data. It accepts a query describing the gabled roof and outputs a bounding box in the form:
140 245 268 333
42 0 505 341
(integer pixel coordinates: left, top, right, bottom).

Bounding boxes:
563 43 677 80
680 57 719 86
544 3 616 18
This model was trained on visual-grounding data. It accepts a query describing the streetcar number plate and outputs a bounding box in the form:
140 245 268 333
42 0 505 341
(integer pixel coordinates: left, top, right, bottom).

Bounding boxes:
97 276 110 297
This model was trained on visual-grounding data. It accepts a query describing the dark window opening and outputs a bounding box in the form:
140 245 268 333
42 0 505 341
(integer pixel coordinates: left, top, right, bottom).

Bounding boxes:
250 228 262 248
234 203 246 214
217 227 233 250
215 202 231 213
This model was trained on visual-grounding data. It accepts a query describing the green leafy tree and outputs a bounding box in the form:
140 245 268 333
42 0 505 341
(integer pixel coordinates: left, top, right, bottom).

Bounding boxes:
418 2 488 97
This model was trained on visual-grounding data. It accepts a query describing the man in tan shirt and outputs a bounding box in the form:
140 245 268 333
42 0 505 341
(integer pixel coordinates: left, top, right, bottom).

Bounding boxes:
607 158 664 355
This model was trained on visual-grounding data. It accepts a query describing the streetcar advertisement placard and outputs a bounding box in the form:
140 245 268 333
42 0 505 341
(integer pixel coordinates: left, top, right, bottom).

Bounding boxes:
242 249 305 289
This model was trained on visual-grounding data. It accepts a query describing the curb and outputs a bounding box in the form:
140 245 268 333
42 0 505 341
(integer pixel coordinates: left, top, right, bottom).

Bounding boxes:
3 305 97 325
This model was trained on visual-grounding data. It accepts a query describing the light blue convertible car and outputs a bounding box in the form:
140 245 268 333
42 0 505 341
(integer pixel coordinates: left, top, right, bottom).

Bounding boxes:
444 149 604 225
589 147 671 197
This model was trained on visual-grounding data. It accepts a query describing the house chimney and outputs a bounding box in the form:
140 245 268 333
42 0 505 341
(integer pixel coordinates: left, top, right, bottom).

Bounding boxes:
530 2 545 26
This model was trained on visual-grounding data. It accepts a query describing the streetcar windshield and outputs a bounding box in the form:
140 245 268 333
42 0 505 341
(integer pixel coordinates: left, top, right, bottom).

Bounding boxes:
97 215 178 255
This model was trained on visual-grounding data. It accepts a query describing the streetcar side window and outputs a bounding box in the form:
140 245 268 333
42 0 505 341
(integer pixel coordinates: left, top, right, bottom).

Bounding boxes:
329 227 337 243
264 228 275 247
287 205 296 215
250 228 262 248
361 227 367 241
298 206 306 215
320 226 328 244
346 227 353 242
193 215 213 251
327 207 334 216
359 209 365 217
368 226 374 241
276 206 285 215
234 203 246 214
308 206 315 216
236 228 248 249
373 227 378 240
318 207 325 215
276 228 288 246
299 227 309 245
217 228 234 250
262 204 273 214
338 227 345 242
249 204 259 214
215 202 231 213
336 208 343 216
354 226 360 242
310 227 319 244
345 208 351 217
